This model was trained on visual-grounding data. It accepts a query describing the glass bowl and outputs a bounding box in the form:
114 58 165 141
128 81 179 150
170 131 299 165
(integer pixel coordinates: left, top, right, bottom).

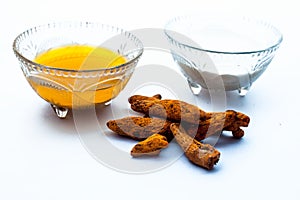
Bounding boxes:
13 22 143 118
164 15 282 96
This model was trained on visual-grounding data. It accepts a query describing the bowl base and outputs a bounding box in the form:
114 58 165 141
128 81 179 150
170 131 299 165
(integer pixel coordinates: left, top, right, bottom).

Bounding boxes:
50 100 113 119
188 79 202 95
104 100 112 106
238 86 251 97
187 80 251 97
51 104 69 119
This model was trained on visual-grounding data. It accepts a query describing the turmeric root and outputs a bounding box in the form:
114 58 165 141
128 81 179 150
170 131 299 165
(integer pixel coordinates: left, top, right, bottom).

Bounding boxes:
222 110 250 138
106 116 173 141
129 95 250 139
105 94 250 170
184 110 250 140
131 134 169 157
128 94 162 104
170 123 220 170
130 98 210 123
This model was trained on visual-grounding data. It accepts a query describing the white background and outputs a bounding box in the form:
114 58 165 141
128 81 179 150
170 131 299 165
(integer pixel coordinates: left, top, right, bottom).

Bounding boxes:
1 0 299 199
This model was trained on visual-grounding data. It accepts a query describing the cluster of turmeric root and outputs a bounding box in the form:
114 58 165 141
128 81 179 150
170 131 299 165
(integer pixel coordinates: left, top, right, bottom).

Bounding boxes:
106 94 250 170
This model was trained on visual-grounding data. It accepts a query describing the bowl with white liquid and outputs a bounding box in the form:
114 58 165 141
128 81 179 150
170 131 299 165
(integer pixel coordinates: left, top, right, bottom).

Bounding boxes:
164 15 282 96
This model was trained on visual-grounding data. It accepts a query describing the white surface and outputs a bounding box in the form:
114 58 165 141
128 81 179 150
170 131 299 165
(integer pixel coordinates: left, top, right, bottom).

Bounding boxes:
1 0 299 199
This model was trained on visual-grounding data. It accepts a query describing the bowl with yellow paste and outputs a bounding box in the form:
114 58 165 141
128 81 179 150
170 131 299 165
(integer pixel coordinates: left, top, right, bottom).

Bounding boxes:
13 22 143 118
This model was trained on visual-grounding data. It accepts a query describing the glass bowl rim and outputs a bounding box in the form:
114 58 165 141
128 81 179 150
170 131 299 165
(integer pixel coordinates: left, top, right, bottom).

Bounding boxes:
164 15 283 55
12 21 144 73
